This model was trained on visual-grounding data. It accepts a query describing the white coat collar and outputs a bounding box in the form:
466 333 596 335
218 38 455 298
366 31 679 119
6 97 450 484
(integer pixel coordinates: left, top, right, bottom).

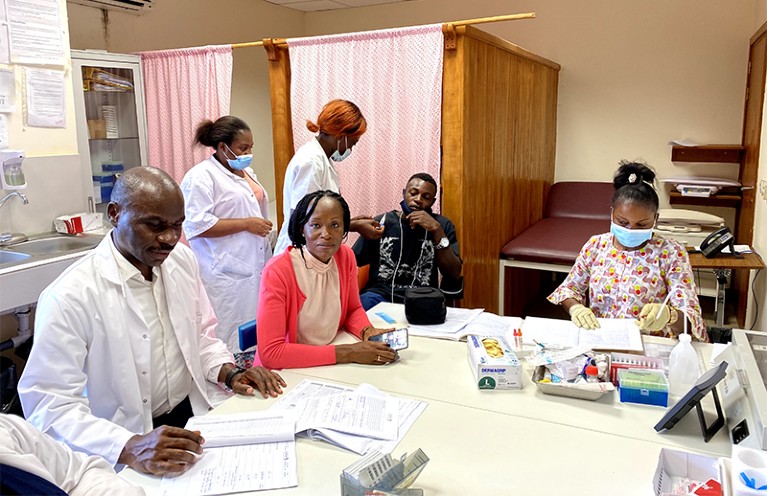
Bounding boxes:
94 231 179 289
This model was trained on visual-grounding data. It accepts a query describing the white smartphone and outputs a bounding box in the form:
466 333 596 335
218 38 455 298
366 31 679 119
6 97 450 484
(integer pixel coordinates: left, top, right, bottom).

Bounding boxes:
368 328 409 350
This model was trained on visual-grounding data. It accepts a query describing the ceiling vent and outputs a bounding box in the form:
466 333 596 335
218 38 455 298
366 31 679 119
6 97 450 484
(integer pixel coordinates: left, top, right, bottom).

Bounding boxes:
68 0 153 15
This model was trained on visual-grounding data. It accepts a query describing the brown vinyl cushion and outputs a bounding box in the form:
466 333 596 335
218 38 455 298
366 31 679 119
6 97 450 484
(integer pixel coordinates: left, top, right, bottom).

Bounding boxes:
500 182 613 265
501 218 610 265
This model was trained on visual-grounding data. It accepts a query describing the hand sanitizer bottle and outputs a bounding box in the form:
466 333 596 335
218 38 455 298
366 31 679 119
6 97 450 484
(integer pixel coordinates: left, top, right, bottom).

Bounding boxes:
667 333 699 399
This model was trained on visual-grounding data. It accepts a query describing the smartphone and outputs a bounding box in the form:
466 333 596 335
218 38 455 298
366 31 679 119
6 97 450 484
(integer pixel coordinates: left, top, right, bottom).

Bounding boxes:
369 328 409 350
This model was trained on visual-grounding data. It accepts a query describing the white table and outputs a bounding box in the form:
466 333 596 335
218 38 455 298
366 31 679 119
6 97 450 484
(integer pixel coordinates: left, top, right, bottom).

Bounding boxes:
122 323 730 495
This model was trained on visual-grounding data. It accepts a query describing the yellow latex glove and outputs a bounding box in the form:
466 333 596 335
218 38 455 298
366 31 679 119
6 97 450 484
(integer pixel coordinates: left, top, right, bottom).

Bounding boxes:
569 303 600 330
636 303 671 333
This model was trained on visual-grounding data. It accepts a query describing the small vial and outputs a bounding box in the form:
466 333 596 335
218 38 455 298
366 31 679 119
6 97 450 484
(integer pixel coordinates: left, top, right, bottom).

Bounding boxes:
585 365 599 383
513 329 523 351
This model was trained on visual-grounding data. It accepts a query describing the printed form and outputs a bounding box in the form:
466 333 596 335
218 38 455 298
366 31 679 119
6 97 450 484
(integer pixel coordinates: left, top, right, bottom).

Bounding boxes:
160 411 298 495
522 316 644 352
272 379 427 455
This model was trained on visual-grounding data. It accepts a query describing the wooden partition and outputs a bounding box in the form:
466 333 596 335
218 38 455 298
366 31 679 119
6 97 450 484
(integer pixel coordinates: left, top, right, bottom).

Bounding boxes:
265 26 559 313
441 26 559 312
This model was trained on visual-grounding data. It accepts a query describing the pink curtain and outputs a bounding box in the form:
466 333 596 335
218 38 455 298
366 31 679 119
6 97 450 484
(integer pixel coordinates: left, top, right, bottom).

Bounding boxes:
287 26 444 234
139 45 233 185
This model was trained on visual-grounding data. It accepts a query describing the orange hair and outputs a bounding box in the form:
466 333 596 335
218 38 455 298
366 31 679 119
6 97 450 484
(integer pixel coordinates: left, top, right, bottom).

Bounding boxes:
306 99 367 138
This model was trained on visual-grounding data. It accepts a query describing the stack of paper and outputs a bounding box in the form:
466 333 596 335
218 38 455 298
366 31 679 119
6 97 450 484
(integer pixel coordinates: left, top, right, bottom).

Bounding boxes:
271 379 427 455
159 411 298 495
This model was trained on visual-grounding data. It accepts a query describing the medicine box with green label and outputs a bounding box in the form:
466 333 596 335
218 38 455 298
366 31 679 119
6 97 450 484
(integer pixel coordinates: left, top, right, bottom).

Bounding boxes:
466 335 522 390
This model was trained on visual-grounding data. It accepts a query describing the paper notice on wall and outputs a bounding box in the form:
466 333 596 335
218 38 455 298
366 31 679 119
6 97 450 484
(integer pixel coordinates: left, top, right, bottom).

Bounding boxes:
5 0 64 66
0 115 9 148
24 67 65 128
0 68 15 113
0 4 10 65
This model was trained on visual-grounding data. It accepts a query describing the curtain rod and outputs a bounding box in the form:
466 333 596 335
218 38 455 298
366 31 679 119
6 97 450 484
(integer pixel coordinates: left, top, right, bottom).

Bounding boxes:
230 12 535 49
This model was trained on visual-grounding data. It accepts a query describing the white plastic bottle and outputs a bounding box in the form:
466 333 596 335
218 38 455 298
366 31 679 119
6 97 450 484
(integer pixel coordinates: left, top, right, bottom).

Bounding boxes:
667 333 700 399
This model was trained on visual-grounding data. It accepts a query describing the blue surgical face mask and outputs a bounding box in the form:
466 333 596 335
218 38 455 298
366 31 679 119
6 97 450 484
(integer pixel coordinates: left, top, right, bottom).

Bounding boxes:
611 222 654 248
224 144 253 170
330 136 352 162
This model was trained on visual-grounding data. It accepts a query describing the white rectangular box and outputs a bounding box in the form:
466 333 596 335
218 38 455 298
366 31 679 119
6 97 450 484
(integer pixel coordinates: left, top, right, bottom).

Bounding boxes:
466 335 522 390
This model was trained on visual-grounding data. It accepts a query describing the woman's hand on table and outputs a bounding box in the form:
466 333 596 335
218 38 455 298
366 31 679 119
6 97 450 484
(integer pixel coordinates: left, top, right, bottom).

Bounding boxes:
247 217 273 237
568 303 600 329
336 341 398 365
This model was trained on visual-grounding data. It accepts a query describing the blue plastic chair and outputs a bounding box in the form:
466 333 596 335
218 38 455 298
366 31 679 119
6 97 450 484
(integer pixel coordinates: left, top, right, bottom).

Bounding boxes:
238 320 257 351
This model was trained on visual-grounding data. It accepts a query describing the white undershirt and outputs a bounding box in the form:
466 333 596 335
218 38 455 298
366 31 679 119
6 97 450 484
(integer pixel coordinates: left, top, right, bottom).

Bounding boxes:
109 236 192 417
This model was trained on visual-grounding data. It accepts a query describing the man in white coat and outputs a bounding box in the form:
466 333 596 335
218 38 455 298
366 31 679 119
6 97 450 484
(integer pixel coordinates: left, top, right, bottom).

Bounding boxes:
19 167 286 477
0 413 144 495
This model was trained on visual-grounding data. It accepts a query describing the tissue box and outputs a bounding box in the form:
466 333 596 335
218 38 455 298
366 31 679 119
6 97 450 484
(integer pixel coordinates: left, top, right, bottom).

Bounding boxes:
466 335 521 390
54 213 103 234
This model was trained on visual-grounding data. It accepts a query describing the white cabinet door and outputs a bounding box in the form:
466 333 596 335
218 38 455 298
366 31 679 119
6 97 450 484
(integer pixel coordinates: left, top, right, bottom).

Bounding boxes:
71 50 148 210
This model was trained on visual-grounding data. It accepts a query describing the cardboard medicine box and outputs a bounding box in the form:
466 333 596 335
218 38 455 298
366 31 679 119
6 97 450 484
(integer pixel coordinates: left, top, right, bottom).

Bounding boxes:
466 335 522 390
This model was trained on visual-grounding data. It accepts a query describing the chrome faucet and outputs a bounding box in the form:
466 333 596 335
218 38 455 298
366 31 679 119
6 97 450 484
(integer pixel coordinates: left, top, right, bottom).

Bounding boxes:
0 191 29 209
0 191 29 246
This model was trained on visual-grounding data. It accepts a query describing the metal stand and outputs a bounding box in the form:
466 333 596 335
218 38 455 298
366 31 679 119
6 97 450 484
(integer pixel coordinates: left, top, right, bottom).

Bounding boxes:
695 386 725 443
708 268 732 343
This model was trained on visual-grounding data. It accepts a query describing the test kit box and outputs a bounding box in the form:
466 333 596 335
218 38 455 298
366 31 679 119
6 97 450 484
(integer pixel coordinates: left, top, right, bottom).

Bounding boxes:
466 335 522 390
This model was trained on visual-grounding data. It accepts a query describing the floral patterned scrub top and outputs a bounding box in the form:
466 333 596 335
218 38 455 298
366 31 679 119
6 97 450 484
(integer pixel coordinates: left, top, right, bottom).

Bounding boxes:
548 233 707 341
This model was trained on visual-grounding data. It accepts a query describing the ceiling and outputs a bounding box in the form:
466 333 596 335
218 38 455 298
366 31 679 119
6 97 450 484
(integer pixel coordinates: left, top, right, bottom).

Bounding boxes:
262 0 415 12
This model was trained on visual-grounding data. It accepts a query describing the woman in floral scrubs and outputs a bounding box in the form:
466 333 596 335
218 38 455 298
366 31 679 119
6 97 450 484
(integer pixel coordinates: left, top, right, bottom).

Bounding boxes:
548 161 707 342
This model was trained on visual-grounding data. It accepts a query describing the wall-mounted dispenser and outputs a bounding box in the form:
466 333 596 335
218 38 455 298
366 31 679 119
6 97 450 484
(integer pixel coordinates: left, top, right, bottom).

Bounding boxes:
0 149 26 190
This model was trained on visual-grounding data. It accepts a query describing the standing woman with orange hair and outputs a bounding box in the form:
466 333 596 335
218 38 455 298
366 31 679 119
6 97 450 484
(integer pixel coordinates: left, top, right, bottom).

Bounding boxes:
274 99 382 254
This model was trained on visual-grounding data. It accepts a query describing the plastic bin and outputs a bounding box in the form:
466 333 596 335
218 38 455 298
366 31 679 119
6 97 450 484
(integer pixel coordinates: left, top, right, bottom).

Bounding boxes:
618 368 669 407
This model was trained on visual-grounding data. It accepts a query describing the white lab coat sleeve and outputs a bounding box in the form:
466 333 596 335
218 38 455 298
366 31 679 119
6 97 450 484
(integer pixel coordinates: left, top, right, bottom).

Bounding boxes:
180 169 219 239
288 156 325 214
187 247 235 384
0 415 145 496
19 293 137 466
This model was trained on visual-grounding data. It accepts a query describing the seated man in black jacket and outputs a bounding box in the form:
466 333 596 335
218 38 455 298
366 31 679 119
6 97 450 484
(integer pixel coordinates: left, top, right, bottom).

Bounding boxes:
353 173 462 310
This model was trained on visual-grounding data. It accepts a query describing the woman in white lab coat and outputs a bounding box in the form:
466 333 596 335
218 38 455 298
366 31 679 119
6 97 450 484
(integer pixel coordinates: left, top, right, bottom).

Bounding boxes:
181 116 272 366
273 99 382 255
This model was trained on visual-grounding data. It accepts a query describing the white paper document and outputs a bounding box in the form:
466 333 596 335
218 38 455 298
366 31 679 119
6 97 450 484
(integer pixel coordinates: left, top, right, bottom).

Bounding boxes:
272 379 427 455
522 316 644 352
407 307 484 339
185 410 296 448
160 411 298 495
24 67 65 127
159 442 298 495
0 68 15 113
5 0 65 65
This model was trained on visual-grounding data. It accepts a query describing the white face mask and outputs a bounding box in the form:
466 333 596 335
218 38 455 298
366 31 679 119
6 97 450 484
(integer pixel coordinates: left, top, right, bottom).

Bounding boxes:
330 136 352 162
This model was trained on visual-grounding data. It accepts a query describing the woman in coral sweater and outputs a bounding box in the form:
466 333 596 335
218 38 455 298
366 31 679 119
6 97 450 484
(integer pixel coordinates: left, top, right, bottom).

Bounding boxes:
256 190 398 369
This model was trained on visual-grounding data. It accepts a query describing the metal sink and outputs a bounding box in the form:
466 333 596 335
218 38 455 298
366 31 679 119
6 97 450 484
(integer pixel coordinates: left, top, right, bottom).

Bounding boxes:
11 235 101 255
0 250 30 265
0 232 104 314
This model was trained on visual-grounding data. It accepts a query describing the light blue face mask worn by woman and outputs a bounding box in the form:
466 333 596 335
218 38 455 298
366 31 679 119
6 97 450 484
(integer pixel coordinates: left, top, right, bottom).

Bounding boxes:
610 222 654 248
225 144 253 170
330 136 352 162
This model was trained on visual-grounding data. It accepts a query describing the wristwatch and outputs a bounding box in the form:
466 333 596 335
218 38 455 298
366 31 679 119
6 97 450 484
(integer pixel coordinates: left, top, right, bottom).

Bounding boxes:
434 236 450 250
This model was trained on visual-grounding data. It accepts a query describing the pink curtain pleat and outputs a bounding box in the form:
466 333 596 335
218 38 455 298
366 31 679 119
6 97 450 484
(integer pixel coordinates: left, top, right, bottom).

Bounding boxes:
139 45 233 185
287 26 444 242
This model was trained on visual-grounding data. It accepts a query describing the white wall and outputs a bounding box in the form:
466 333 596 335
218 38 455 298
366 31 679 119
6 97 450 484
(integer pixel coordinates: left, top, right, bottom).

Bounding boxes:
67 0 306 198
304 0 754 212
747 61 767 332
0 0 83 236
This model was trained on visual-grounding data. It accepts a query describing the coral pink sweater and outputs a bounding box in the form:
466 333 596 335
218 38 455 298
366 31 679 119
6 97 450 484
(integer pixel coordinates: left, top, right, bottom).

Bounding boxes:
255 245 371 369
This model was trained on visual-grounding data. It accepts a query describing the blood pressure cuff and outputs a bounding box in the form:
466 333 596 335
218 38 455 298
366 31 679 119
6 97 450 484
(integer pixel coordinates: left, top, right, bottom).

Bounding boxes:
404 287 447 325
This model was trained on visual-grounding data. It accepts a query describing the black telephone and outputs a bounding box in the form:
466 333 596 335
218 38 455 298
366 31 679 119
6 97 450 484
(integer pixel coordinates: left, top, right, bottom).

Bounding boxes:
700 226 737 258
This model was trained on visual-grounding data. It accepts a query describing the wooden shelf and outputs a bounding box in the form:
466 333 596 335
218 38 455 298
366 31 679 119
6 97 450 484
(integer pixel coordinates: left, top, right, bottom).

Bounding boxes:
669 191 741 208
671 145 744 163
